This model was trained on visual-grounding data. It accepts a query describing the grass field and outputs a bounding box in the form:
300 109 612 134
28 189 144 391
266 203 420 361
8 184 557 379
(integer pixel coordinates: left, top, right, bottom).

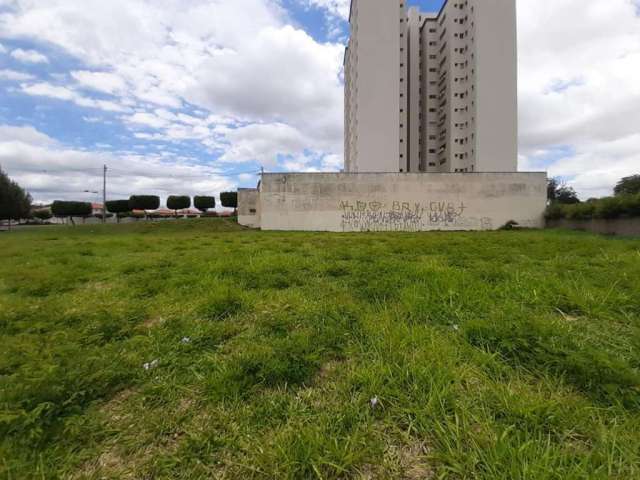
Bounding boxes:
1 220 639 479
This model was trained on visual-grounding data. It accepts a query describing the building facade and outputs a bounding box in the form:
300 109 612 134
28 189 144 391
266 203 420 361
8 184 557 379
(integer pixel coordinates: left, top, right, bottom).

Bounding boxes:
344 0 518 174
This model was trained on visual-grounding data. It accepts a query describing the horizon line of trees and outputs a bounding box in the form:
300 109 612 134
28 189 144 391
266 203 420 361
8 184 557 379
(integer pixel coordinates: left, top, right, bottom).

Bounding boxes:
1 166 241 227
546 175 640 221
54 192 239 223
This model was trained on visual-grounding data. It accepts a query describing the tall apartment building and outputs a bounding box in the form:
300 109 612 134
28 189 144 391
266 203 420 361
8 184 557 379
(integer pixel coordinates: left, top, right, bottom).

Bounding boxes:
344 0 518 174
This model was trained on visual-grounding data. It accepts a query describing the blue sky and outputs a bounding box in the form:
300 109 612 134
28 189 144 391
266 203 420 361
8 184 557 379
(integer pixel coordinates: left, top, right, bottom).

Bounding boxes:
0 0 639 203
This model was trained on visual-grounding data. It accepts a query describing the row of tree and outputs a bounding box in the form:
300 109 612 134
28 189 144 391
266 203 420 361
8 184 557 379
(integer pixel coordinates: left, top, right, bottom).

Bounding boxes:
1 166 241 227
548 175 640 205
50 192 239 222
546 174 640 220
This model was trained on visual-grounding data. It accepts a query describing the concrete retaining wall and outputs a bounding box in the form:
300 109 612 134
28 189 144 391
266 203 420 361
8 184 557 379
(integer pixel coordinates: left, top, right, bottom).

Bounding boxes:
547 218 640 237
238 188 260 228
246 172 547 232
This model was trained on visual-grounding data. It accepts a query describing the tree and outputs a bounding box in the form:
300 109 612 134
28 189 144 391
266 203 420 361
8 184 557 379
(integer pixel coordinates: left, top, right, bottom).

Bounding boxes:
166 195 191 217
220 192 238 213
0 167 32 230
614 175 640 197
547 178 579 205
129 195 160 219
106 200 130 223
556 186 580 205
32 209 53 222
547 178 560 204
194 196 216 214
51 201 92 226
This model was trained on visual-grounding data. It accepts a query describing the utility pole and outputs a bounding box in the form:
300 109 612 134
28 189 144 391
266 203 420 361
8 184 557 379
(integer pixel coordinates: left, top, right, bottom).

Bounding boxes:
102 164 107 224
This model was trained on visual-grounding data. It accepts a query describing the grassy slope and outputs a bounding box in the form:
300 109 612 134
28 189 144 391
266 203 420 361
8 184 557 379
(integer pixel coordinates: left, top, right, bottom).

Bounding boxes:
1 220 639 479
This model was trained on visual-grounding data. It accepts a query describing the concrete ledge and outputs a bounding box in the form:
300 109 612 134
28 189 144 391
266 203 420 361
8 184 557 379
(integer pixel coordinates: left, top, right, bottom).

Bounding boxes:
547 218 640 237
250 172 547 232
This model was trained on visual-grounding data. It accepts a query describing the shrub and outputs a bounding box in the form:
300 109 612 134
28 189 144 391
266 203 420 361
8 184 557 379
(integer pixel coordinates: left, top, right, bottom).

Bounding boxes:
194 196 216 212
32 209 52 221
614 175 640 196
547 194 640 222
167 195 191 214
594 197 625 219
617 194 640 217
128 195 160 212
51 201 92 218
564 202 596 220
499 220 519 230
220 192 238 209
544 203 565 220
106 200 130 214
106 200 130 223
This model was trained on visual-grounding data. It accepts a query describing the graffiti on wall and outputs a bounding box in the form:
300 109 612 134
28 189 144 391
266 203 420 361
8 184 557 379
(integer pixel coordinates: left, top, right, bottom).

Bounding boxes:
339 200 493 232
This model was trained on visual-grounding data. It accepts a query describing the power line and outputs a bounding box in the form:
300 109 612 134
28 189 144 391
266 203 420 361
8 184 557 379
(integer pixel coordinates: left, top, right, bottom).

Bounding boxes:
31 168 261 178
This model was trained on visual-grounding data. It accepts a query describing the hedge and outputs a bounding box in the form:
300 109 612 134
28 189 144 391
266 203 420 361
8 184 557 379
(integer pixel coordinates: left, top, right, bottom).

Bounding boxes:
106 200 131 214
194 196 216 212
220 191 238 209
546 194 640 221
32 209 52 221
167 195 191 212
129 195 160 211
51 201 92 217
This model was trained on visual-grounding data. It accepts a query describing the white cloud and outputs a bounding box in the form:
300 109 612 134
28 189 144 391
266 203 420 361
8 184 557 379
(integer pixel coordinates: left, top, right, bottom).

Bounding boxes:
0 42 6 54
82 116 104 124
302 0 350 20
10 48 48 63
71 71 127 95
0 125 235 203
218 123 313 167
0 68 34 81
0 124 56 146
20 82 129 112
517 0 640 197
0 0 345 168
321 153 343 171
188 25 343 126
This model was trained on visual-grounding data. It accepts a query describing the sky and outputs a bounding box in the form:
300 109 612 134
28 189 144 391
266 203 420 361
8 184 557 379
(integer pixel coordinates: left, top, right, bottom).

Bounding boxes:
0 0 639 205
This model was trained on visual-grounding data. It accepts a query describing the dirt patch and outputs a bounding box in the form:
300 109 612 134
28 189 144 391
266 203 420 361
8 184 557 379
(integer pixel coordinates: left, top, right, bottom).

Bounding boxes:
100 388 137 423
141 315 166 329
556 308 579 322
397 441 433 479
356 438 434 479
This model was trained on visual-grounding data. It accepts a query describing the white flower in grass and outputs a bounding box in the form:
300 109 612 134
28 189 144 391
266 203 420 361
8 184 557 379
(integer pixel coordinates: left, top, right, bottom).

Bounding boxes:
143 359 159 370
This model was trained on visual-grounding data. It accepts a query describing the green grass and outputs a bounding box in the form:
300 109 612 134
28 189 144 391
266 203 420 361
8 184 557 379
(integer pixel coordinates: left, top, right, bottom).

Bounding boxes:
1 219 639 479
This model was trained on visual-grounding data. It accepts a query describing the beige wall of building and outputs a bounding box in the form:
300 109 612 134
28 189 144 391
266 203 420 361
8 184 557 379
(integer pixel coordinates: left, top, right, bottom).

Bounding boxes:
242 172 546 232
345 0 518 174
344 0 404 173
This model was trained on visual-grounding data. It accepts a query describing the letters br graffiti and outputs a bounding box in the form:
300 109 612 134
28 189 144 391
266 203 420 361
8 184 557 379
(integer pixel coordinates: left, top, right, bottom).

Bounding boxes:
339 200 492 232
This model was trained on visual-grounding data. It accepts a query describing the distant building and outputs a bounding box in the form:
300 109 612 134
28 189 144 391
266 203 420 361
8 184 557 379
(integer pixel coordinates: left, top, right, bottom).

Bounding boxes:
344 0 518 174
91 203 104 216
